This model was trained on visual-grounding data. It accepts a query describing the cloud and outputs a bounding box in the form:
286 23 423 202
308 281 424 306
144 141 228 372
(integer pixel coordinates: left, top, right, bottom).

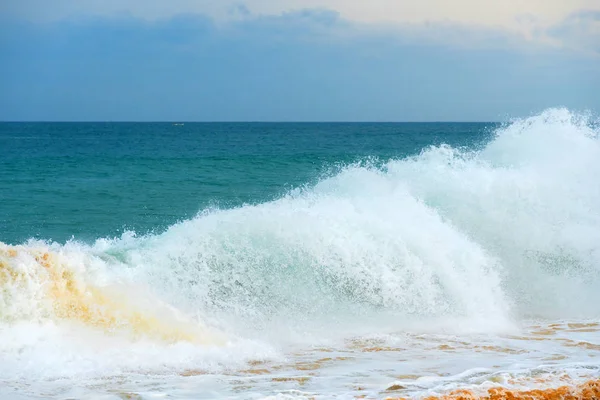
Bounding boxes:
3 0 600 52
549 10 600 54
3 0 600 30
0 10 598 121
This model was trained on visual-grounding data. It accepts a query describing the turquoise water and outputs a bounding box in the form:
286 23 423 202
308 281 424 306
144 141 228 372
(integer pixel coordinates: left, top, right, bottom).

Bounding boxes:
1 121 493 243
1 110 600 399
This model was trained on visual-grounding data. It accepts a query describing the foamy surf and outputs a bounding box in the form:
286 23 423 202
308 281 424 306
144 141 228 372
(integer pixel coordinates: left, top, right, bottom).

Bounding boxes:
1 108 599 398
0 243 221 344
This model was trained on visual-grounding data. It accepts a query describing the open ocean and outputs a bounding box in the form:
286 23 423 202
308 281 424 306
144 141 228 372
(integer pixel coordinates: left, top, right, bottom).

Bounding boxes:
1 108 599 399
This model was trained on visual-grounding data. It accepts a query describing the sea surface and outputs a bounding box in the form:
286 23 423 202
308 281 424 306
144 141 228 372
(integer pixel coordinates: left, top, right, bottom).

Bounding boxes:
1 108 599 399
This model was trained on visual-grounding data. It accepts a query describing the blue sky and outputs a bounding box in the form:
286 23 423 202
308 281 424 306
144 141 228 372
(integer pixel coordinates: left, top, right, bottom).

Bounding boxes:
0 1 599 121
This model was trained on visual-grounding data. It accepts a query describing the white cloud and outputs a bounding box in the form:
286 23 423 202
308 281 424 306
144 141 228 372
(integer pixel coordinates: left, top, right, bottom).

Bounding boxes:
2 0 600 49
3 1 598 25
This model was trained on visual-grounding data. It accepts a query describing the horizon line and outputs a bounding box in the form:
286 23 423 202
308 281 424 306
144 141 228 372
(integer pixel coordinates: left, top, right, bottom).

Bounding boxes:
0 120 501 124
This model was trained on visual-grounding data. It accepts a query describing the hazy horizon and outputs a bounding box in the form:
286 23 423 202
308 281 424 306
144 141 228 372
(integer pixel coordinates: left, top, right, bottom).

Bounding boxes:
0 119 504 123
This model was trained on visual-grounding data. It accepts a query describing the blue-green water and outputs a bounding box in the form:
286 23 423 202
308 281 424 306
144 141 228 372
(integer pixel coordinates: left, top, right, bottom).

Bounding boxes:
1 121 493 244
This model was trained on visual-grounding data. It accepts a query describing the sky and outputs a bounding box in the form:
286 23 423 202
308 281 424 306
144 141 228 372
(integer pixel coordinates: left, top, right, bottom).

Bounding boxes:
0 1 599 121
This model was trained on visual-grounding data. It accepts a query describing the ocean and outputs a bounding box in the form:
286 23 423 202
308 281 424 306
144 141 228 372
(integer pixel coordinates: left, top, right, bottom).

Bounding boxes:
1 108 599 399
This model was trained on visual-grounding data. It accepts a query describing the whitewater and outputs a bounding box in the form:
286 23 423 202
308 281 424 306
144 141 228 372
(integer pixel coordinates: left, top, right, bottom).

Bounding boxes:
1 108 600 399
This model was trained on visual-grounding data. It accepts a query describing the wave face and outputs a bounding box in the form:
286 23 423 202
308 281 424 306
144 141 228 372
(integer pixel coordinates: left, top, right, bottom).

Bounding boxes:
1 108 599 352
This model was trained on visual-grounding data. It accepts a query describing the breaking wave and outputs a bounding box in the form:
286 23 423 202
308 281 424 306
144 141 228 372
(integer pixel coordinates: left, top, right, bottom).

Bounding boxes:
1 108 599 356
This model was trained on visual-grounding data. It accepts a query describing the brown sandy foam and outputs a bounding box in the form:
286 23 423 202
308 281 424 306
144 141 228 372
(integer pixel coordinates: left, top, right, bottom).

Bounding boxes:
383 379 600 400
1 246 220 344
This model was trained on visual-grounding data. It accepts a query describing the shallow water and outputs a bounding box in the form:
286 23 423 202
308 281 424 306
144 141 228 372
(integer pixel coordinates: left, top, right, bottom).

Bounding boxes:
2 316 599 399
